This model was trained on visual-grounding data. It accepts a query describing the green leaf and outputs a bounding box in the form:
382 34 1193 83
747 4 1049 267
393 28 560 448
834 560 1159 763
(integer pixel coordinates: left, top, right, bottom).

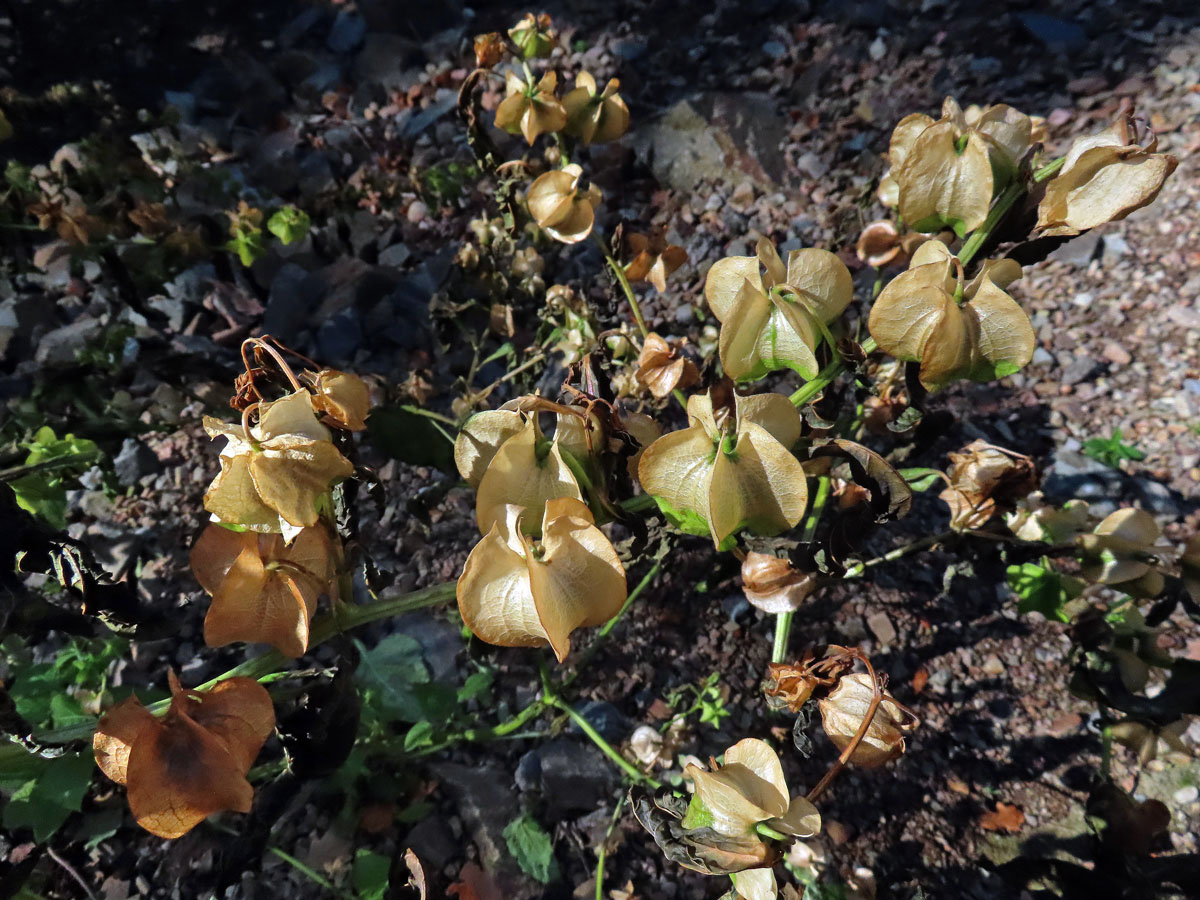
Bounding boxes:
355 635 429 724
50 693 92 729
226 231 266 267
897 467 943 492
7 427 101 530
403 720 435 752
267 206 311 245
503 814 559 883
366 407 455 472
1083 429 1146 469
1007 562 1081 623
680 795 715 831
1 753 94 842
457 669 494 703
353 848 390 900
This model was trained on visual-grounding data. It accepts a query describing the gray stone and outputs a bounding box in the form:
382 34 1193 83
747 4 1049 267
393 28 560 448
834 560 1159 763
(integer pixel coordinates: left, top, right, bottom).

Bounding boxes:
326 11 366 53
1018 13 1087 54
265 263 324 342
1060 355 1099 385
1132 478 1184 517
113 438 161 487
1031 347 1054 366
1047 232 1101 267
316 307 363 363
721 593 751 622
378 242 411 269
354 34 422 92
403 816 458 869
536 739 617 819
35 318 102 367
867 611 897 648
1102 233 1130 262
570 701 630 743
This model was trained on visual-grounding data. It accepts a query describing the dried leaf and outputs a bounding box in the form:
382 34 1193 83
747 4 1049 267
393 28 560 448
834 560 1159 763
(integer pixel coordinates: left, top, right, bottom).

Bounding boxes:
818 673 918 767
635 333 700 399
978 802 1025 833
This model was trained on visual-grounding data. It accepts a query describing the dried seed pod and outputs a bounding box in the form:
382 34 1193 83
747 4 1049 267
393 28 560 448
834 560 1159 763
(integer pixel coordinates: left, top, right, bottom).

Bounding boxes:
1108 719 1189 766
473 32 505 68
310 369 371 431
868 240 1034 392
855 220 901 268
938 440 1036 531
1078 508 1163 598
1037 112 1178 237
191 524 336 658
494 71 566 145
94 675 274 839
527 163 602 244
507 12 556 59
741 552 816 614
818 673 918 767
637 390 807 549
624 229 688 293
456 498 626 662
635 333 700 399
888 97 1033 236
202 391 354 533
705 236 852 382
563 70 630 145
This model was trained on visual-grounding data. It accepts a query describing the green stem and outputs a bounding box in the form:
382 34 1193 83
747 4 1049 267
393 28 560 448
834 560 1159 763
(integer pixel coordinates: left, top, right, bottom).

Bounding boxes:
754 822 789 842
595 232 649 338
595 793 628 900
957 156 1065 269
842 530 954 579
772 477 830 664
789 337 878 407
1 581 457 758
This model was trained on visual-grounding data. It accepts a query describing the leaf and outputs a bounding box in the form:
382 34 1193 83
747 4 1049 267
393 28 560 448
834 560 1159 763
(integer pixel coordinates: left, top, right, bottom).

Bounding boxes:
1007 562 1080 622
812 439 912 522
1 753 94 842
267 206 311 245
898 467 942 492
353 848 391 900
355 634 431 724
503 814 560 884
1082 429 1145 468
370 407 456 473
403 720 436 752
7 427 101 530
979 801 1025 833
457 669 494 703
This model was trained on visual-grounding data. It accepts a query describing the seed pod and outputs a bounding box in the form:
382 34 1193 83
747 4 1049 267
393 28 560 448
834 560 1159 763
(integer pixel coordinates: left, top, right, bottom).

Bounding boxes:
741 552 816 614
818 673 918 767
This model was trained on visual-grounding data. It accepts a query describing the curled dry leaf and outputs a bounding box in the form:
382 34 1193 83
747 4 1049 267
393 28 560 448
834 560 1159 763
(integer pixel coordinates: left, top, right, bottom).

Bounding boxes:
203 390 353 532
741 552 816 614
310 369 371 431
731 867 778 900
625 230 689 294
939 440 1036 531
1037 112 1178 237
190 523 336 658
818 673 919 767
527 163 602 244
94 675 274 839
457 497 625 662
867 240 1034 392
563 70 630 145
888 97 1033 236
682 738 821 845
1078 508 1163 597
455 407 585 536
705 236 852 382
637 389 808 549
495 71 566 145
635 333 700 399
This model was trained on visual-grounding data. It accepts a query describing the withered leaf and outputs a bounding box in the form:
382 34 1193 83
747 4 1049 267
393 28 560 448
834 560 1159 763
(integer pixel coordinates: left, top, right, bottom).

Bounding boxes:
979 801 1025 833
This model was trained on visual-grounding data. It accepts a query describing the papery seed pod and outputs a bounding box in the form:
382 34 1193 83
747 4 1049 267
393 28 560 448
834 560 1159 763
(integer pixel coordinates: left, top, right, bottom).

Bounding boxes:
818 673 918 767
741 552 816 614
456 498 626 662
94 675 274 839
705 237 852 382
635 333 700 399
938 440 1036 531
473 32 506 68
868 240 1034 392
625 229 688 293
508 12 556 59
310 369 371 431
856 220 901 268
1078 508 1164 598
1108 719 1189 767
527 163 602 244
1037 112 1178 237
495 71 566 145
563 70 631 145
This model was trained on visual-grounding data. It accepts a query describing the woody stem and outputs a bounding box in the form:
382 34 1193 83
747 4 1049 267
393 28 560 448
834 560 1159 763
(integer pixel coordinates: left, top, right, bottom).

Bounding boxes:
805 655 882 803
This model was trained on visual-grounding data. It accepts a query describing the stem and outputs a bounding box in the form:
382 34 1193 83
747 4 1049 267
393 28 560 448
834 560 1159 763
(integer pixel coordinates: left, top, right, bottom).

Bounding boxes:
789 338 878 407
957 156 1064 269
1 581 457 756
772 477 830 664
806 655 882 803
754 822 789 842
542 670 660 788
594 232 648 338
595 793 628 900
842 530 954 579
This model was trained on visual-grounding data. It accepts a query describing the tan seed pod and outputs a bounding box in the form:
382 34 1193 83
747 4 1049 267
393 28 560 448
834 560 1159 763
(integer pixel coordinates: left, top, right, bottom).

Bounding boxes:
635 333 700 399
818 673 918 767
741 552 816 614
527 163 602 244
